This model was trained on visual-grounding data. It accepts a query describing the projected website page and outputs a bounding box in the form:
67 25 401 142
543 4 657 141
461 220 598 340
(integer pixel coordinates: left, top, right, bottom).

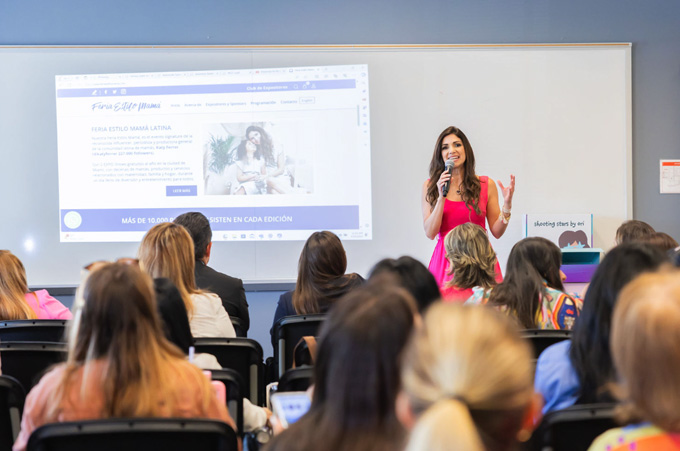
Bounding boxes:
55 64 372 242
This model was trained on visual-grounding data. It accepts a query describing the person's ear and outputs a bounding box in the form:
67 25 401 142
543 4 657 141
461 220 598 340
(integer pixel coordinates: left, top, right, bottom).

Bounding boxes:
517 392 543 442
204 242 212 262
396 391 418 429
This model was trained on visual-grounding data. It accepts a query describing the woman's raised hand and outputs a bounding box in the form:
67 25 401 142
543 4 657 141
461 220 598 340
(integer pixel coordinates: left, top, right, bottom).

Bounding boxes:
497 175 516 208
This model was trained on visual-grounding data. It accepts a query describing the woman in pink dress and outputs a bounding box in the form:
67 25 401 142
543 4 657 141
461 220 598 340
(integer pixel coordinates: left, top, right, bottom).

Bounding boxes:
422 126 515 291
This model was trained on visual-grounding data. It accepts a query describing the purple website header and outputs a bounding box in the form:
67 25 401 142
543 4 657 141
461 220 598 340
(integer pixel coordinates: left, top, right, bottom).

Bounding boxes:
56 79 356 98
60 206 360 232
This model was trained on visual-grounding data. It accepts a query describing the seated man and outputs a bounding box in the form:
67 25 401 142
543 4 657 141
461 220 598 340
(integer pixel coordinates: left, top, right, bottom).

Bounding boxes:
173 212 249 333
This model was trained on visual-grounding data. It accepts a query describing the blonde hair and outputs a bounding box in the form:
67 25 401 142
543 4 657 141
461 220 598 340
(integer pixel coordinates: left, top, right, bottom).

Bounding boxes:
0 250 37 320
50 262 214 420
444 223 498 290
138 223 200 316
611 269 680 431
402 303 534 450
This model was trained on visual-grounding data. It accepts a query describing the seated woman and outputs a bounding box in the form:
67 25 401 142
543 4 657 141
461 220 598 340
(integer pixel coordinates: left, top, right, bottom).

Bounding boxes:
270 231 364 340
232 139 266 195
589 270 680 451
267 282 417 451
12 262 234 451
440 223 499 302
139 223 235 338
154 277 269 433
0 250 71 320
535 243 666 414
398 303 541 450
369 255 441 313
478 237 581 330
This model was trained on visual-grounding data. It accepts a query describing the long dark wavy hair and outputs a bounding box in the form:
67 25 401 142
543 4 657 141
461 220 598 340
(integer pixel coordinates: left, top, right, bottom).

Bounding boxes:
426 126 481 215
569 243 666 404
488 237 564 329
246 125 275 166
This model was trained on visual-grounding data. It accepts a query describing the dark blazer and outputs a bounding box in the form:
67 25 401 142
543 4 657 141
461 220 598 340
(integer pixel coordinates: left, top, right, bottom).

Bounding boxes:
194 260 250 333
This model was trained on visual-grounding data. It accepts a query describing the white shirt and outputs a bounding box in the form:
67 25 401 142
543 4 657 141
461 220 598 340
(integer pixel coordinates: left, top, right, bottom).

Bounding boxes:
189 292 236 338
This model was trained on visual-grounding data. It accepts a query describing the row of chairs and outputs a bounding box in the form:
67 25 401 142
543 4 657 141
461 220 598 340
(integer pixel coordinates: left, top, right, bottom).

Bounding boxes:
0 318 574 394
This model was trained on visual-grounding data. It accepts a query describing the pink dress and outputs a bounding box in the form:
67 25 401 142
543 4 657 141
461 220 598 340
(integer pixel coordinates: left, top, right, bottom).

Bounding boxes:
428 176 502 293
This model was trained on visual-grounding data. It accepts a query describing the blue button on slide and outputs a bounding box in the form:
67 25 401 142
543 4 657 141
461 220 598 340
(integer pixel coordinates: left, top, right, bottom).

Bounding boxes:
166 185 197 196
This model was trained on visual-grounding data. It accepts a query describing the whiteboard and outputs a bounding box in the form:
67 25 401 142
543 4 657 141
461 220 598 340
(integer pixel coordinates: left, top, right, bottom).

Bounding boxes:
0 44 632 286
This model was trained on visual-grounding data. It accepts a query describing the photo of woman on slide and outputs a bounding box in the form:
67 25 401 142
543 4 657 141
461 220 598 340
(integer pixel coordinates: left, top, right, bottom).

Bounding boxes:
232 139 266 195
246 125 293 194
203 121 310 196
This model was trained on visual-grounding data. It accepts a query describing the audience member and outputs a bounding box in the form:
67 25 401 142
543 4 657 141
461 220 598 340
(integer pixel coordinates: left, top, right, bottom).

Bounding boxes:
441 223 499 302
614 219 655 245
0 250 71 320
589 270 680 450
154 277 269 432
640 231 679 253
266 282 417 451
173 212 250 333
479 237 581 329
368 256 440 313
535 243 667 413
398 303 540 451
270 231 364 340
12 262 233 451
138 222 235 338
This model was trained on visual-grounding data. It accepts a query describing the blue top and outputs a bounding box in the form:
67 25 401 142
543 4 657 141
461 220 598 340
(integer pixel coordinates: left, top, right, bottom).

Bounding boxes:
534 340 581 414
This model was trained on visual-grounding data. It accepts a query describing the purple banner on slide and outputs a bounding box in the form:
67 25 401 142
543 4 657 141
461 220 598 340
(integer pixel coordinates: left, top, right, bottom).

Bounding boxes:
56 80 356 98
60 206 360 232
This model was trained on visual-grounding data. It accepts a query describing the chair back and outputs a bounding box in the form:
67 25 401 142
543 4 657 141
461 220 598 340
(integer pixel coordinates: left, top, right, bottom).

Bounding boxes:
0 342 67 392
26 418 237 451
272 314 326 379
0 375 25 451
0 320 67 343
193 338 263 406
210 369 244 435
278 366 314 393
527 403 617 451
521 329 572 359
229 317 246 338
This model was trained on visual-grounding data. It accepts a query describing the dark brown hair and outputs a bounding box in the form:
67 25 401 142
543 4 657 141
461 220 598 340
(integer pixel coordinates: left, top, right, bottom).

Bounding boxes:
615 220 655 244
489 237 565 329
173 212 212 260
640 232 679 253
426 126 481 215
292 231 360 314
267 282 416 451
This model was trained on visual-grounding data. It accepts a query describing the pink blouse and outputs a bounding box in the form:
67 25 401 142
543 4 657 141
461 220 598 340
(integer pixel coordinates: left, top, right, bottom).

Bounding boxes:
24 290 72 320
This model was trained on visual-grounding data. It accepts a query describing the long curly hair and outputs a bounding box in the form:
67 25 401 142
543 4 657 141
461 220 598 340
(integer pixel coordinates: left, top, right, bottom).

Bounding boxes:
444 223 497 290
426 126 481 215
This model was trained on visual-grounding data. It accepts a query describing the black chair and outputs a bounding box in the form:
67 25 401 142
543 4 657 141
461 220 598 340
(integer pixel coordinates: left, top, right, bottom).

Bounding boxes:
193 338 264 406
526 403 617 451
520 329 572 359
0 375 25 451
277 366 314 393
26 418 238 451
0 320 68 343
272 314 326 379
210 369 244 435
0 342 68 392
229 317 246 338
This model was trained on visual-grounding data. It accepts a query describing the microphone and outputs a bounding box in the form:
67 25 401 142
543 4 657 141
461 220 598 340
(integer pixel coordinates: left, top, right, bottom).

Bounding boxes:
442 159 454 197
